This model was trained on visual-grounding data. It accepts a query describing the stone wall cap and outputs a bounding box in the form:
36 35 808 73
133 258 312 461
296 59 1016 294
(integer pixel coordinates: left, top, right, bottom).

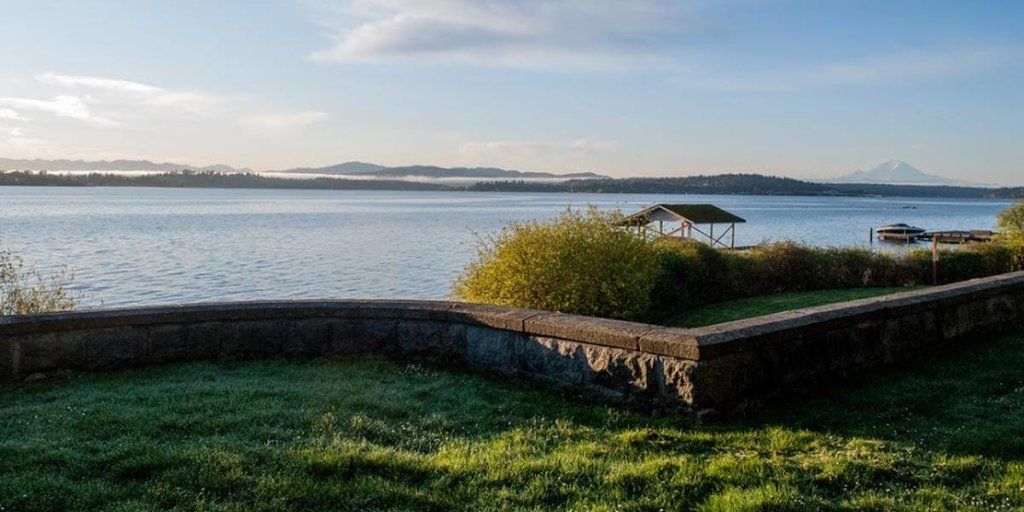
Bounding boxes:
446 303 548 332
355 300 458 321
522 313 655 350
637 327 700 360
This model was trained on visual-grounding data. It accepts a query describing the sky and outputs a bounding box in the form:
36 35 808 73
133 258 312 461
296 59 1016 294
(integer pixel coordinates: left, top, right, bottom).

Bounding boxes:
0 0 1021 183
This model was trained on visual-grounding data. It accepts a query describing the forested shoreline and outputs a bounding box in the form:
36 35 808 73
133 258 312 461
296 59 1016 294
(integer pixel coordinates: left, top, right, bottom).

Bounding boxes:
2 170 1021 199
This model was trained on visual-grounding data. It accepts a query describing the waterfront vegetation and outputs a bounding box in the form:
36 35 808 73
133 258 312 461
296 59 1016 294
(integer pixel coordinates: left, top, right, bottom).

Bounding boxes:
0 250 78 315
998 201 1024 270
3 327 1024 511
455 207 1020 323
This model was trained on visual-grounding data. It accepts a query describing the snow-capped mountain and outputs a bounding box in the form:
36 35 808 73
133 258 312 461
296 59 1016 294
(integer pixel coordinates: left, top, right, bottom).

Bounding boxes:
828 160 973 186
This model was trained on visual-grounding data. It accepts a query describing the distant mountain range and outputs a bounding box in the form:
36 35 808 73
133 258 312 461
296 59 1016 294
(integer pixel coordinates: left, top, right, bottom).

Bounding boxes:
0 158 605 181
0 157 252 174
826 160 977 186
0 157 997 187
278 161 606 180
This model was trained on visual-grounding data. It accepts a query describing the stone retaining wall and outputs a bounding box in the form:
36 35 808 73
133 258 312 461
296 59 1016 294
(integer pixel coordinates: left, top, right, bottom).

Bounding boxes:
2 271 1024 409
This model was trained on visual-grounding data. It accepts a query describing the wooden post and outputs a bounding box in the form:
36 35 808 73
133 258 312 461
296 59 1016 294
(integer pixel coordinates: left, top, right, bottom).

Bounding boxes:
731 223 736 249
869 227 874 247
709 223 714 246
932 236 939 285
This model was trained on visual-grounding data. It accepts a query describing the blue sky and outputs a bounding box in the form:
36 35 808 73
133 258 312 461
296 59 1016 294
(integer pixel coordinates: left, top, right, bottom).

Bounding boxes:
0 0 1021 183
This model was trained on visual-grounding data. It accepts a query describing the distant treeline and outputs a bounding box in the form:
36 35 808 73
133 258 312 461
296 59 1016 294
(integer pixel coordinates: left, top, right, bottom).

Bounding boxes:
0 171 448 191
468 174 1024 199
1 170 1022 199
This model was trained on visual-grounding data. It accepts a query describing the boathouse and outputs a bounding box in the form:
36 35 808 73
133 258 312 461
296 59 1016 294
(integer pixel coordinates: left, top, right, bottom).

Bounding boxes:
623 204 746 248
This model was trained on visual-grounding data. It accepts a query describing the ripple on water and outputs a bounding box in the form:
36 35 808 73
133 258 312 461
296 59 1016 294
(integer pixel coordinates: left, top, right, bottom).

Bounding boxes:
0 187 1010 307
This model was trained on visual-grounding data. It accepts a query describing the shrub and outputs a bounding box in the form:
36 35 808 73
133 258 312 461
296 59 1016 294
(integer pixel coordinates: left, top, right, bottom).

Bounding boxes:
736 242 828 293
651 238 731 311
1 250 79 315
452 207 661 321
997 201 1024 270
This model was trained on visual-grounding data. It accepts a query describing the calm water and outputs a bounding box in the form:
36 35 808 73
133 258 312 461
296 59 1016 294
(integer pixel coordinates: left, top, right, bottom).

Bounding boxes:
0 186 1011 307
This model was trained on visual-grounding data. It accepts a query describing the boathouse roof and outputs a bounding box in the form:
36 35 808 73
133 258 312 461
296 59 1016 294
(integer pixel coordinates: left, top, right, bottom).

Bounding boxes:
624 204 746 225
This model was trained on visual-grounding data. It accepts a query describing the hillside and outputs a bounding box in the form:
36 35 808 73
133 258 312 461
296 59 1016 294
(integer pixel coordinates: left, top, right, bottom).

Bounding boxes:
281 162 605 180
469 174 1024 198
0 157 250 174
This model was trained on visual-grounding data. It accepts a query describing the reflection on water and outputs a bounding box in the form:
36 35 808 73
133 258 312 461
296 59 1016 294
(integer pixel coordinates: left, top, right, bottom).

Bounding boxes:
0 186 1010 307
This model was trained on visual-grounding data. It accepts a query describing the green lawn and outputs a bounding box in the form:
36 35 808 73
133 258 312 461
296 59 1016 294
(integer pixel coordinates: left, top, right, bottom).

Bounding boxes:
3 329 1024 511
669 287 920 328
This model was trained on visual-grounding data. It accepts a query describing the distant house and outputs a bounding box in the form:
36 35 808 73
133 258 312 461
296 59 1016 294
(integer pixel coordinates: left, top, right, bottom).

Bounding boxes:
622 204 746 248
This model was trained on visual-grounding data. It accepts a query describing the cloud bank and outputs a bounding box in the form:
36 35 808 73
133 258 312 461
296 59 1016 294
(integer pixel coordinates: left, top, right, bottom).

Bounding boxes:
311 0 697 70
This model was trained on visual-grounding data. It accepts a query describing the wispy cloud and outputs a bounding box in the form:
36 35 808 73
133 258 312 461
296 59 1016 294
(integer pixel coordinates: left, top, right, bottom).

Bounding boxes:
459 138 617 169
240 111 330 131
0 108 28 122
1 73 329 134
1 125 47 150
817 47 1012 86
37 73 164 94
691 46 1017 92
0 95 117 127
37 73 231 118
311 0 701 70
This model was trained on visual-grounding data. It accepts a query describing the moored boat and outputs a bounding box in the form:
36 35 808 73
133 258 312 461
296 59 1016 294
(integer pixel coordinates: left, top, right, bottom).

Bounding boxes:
876 223 926 243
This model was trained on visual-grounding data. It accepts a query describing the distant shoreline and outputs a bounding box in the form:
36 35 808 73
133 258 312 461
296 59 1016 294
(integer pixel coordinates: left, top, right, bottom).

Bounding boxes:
1 170 1021 199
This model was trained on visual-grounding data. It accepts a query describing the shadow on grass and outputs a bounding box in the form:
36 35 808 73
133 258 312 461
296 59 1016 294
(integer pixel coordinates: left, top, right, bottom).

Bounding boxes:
2 330 1024 510
746 327 1024 461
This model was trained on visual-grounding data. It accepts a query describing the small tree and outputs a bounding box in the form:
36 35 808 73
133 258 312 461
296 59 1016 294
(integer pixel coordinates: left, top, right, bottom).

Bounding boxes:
1 250 79 315
997 201 1024 270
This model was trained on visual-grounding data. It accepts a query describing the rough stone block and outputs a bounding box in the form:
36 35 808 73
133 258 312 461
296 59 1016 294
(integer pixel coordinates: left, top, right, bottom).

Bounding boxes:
515 336 591 387
325 319 367 355
986 294 1018 324
465 326 519 376
396 320 466 361
79 327 150 371
942 300 988 340
281 319 331 357
149 323 217 363
0 338 19 382
582 345 658 397
654 357 698 406
18 332 84 375
357 319 402 355
878 311 938 363
219 321 284 360
690 351 763 407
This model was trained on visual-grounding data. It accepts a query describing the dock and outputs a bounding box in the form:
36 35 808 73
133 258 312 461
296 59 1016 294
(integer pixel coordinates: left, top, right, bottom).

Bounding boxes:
918 230 997 245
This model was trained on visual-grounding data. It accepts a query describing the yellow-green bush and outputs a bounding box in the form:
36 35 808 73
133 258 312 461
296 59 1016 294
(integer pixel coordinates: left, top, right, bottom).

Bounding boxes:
453 207 662 321
1 250 78 315
998 201 1024 270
